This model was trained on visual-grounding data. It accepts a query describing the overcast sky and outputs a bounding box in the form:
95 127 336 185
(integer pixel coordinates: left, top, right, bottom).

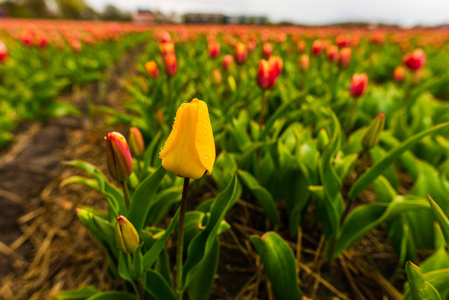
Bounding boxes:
86 0 449 27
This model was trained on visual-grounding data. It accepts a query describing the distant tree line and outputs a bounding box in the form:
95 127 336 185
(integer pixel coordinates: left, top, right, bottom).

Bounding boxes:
0 0 131 21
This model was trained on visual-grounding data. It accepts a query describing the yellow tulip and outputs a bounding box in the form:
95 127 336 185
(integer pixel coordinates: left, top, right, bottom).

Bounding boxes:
160 98 215 179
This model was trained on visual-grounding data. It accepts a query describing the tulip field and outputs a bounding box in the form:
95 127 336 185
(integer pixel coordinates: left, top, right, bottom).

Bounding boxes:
2 20 449 300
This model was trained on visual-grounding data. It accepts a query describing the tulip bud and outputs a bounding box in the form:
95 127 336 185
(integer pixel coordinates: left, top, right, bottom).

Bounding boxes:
336 34 351 48
297 40 306 53
337 47 352 69
160 99 216 179
362 113 385 150
403 49 426 71
326 45 338 62
393 66 406 83
311 39 323 56
212 68 222 85
164 52 177 77
248 37 257 53
269 55 283 77
115 215 139 254
105 132 133 181
129 127 145 158
208 41 220 59
227 75 237 92
317 128 329 152
0 40 8 62
235 42 247 65
350 73 368 98
262 42 273 59
160 31 171 43
222 54 234 72
298 54 310 72
160 42 175 56
144 61 160 79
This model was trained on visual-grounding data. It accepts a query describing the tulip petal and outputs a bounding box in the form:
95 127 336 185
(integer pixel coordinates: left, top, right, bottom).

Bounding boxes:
194 99 216 175
160 101 205 179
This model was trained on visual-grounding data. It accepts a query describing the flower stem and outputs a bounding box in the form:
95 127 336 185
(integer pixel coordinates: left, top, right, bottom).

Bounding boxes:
346 98 358 135
259 90 267 129
176 177 190 300
122 181 131 209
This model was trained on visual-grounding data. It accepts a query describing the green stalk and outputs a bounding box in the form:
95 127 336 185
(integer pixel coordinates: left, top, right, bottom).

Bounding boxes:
259 90 267 129
122 181 131 209
345 98 358 135
176 178 190 300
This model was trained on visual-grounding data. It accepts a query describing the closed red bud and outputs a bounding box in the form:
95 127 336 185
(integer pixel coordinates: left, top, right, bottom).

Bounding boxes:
70 40 82 52
235 42 247 64
208 41 220 59
129 127 145 158
160 31 171 43
222 54 234 72
403 49 426 71
145 61 160 79
257 59 278 90
160 42 175 56
262 42 273 59
248 38 257 52
350 73 368 98
336 34 351 48
164 52 178 77
156 109 165 126
393 66 406 83
268 56 283 77
212 69 222 84
115 215 139 254
0 41 8 62
297 40 306 53
311 39 323 56
299 54 310 72
326 45 338 62
338 47 352 69
105 132 133 181
369 32 385 45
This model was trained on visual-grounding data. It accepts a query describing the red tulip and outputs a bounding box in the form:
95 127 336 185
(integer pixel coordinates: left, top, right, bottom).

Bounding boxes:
222 54 234 72
336 34 351 48
326 45 338 62
393 66 406 83
234 42 247 64
145 61 160 79
311 39 323 56
164 52 178 77
0 40 8 62
299 54 310 72
262 42 273 59
105 132 133 181
257 58 281 90
297 40 306 53
337 47 352 69
350 73 368 98
208 41 220 59
403 49 426 71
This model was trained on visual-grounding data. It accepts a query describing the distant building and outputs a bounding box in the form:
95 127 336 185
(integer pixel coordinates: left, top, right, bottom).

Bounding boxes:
184 13 225 24
132 9 155 23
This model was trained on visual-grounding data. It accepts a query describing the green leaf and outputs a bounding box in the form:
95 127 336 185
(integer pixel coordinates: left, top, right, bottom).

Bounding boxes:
128 166 167 232
60 176 99 191
428 195 449 247
146 187 182 226
251 232 302 300
259 98 296 141
188 238 220 300
144 269 176 300
349 121 449 199
142 209 180 270
54 285 99 299
237 170 280 226
64 160 125 219
181 176 240 290
330 196 429 259
41 102 80 119
86 291 137 300
405 261 442 300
